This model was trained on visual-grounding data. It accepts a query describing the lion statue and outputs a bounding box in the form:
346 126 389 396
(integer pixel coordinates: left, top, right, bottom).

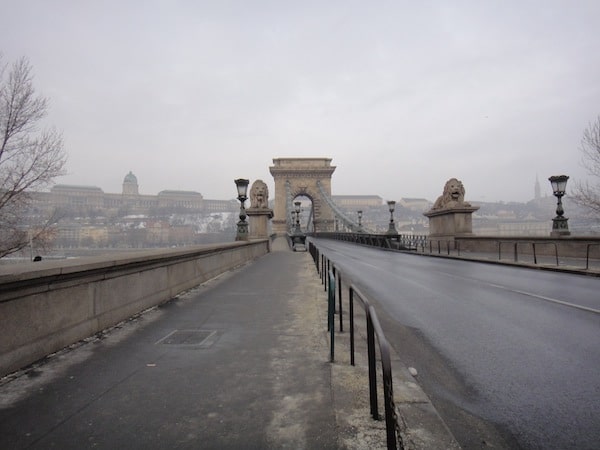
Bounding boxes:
249 179 269 209
432 178 471 210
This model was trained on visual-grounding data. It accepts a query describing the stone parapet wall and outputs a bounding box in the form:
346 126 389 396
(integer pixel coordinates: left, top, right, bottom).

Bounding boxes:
0 241 269 377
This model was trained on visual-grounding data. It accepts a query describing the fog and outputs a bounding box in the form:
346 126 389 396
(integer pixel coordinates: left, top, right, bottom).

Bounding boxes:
2 0 599 202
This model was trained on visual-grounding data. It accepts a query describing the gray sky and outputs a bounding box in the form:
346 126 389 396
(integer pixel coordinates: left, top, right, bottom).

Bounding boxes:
2 0 599 203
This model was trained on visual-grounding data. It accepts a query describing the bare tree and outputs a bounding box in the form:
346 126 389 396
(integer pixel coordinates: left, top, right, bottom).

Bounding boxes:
0 55 67 258
571 116 600 219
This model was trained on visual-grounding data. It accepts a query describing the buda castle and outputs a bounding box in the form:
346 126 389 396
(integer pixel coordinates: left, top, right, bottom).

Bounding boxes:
38 171 236 216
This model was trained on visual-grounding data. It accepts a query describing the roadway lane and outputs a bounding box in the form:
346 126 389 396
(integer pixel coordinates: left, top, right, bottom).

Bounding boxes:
312 238 600 450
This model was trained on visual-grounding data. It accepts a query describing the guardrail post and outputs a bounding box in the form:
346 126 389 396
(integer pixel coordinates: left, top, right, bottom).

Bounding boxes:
366 308 379 420
328 269 335 362
338 271 344 332
586 243 597 270
325 258 329 291
350 287 355 366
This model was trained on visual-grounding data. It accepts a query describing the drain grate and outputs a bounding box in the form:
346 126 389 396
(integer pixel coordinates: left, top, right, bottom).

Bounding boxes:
156 330 217 347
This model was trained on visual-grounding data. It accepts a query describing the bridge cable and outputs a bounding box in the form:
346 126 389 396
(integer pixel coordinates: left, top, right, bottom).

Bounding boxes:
316 180 364 232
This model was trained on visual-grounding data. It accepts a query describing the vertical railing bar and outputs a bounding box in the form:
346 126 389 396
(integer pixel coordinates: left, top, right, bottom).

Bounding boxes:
370 308 400 450
328 269 335 362
338 271 344 332
366 304 379 420
350 287 355 366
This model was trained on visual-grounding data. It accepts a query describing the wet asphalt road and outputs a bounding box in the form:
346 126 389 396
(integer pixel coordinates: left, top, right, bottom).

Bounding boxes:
312 238 600 450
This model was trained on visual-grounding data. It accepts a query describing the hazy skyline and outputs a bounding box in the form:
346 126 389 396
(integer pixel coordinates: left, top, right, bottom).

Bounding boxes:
2 1 599 203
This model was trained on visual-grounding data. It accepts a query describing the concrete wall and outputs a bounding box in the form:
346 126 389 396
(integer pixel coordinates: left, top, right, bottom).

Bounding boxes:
0 240 269 377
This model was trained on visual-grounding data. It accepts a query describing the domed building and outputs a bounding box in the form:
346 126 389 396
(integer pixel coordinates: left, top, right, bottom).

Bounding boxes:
122 171 139 196
46 171 224 215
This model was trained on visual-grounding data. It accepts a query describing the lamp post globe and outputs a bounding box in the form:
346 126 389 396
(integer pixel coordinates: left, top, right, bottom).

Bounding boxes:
234 178 250 241
548 175 570 236
387 200 397 235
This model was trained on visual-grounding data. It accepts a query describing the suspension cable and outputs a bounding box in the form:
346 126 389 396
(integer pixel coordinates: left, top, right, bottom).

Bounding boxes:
316 180 363 232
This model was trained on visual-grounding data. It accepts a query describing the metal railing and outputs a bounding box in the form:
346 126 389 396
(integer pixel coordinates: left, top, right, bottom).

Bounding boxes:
314 231 427 251
309 240 403 450
312 232 600 271
497 240 559 265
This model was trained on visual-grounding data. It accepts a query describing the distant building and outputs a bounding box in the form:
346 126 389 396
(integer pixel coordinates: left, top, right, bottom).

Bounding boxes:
332 195 383 208
399 198 431 212
40 171 236 215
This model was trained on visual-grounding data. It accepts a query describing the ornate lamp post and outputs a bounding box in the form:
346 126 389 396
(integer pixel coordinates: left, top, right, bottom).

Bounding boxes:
386 200 397 235
357 210 363 233
548 175 570 236
294 201 302 234
234 178 249 241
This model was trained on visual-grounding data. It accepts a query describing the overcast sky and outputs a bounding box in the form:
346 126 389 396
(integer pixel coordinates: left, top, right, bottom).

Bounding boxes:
2 0 599 203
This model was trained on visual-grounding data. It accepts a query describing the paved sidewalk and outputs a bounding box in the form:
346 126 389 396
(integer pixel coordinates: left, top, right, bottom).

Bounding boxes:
0 240 459 449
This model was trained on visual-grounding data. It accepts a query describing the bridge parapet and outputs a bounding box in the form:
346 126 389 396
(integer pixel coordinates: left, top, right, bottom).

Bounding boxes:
0 240 269 377
456 236 600 259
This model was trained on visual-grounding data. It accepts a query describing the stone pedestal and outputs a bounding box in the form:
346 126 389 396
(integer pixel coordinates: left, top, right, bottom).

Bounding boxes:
247 208 274 239
423 207 479 240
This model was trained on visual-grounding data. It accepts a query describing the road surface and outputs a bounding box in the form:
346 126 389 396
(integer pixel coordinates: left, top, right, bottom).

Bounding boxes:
312 238 600 449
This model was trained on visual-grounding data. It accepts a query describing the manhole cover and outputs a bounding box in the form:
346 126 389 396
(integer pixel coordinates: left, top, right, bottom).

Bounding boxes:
156 330 217 347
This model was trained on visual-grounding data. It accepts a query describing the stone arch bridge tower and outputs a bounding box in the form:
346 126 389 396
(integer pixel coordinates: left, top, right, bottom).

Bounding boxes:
269 158 336 234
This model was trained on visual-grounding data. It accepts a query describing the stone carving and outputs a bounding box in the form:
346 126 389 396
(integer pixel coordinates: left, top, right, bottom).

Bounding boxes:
249 179 269 209
432 178 471 210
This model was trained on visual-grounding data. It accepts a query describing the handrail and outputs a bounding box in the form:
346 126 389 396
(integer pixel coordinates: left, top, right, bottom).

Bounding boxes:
309 240 403 450
498 240 559 266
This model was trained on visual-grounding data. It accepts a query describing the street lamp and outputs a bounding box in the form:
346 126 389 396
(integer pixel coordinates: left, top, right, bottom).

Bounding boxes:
548 175 570 236
386 200 397 235
234 178 249 240
294 201 302 234
357 210 363 232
